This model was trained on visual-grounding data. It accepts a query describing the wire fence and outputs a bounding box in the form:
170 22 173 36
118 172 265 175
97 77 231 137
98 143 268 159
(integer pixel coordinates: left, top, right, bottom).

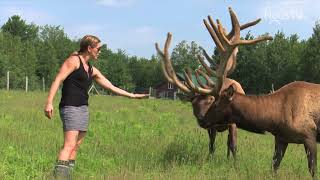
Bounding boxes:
1 71 47 92
1 71 159 99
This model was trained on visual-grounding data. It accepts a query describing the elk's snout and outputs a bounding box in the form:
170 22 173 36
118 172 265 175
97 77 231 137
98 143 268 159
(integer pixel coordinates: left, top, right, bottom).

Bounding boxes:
196 114 205 121
196 118 211 129
198 121 211 129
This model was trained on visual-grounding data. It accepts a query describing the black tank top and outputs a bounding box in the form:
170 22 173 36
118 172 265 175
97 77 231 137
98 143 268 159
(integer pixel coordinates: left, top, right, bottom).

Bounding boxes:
59 56 93 108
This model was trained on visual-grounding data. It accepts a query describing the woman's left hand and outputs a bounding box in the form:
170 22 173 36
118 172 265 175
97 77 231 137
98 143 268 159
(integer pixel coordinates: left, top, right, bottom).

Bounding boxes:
131 93 149 99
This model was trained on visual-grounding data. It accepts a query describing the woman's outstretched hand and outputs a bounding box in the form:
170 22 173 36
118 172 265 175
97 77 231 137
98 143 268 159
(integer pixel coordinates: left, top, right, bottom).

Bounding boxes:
131 93 149 99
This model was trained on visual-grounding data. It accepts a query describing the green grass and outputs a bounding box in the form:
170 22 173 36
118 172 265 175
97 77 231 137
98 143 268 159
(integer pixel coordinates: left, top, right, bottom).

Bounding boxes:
0 90 317 179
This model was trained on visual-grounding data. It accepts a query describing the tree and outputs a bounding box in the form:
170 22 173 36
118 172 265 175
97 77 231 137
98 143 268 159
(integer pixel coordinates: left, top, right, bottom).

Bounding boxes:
35 41 59 86
171 40 201 73
1 15 39 41
232 32 271 93
299 21 320 83
148 55 165 86
0 32 28 89
127 55 164 92
94 49 134 92
230 32 305 94
263 32 303 89
20 40 39 89
39 25 76 64
34 25 77 88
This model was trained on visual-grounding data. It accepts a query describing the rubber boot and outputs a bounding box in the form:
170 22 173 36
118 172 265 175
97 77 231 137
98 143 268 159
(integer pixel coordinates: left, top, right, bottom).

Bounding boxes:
53 160 71 180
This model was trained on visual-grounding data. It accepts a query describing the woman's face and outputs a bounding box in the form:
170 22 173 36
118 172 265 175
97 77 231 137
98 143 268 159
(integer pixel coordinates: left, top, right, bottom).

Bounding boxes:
89 43 102 60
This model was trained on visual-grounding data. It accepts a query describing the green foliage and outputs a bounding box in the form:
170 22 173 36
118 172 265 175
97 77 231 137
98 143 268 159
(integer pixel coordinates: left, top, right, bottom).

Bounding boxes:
299 21 320 83
264 32 304 89
35 41 59 84
213 32 271 93
39 25 76 63
97 49 135 91
171 41 202 73
0 32 39 89
1 15 39 42
128 55 164 91
232 32 306 94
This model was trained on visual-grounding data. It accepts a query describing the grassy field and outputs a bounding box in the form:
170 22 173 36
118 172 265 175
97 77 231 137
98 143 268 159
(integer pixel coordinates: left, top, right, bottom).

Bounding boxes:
0 90 317 179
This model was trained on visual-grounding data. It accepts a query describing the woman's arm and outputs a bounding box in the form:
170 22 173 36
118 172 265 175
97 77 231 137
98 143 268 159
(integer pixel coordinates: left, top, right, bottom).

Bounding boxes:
92 67 149 98
44 56 79 119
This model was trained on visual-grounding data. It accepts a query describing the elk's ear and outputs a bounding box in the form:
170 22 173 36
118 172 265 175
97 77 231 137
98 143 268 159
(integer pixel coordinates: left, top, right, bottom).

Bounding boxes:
225 84 236 101
208 96 215 103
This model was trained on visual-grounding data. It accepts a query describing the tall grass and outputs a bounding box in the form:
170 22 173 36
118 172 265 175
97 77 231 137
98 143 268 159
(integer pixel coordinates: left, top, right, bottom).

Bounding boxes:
0 90 316 179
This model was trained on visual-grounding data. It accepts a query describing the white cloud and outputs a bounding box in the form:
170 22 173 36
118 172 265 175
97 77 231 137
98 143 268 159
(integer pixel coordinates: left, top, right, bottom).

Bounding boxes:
91 24 158 57
64 24 107 40
126 26 156 47
0 6 54 25
96 0 134 7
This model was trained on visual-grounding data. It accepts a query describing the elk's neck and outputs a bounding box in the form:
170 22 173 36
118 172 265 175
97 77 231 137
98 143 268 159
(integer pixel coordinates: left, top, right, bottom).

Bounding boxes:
230 93 280 134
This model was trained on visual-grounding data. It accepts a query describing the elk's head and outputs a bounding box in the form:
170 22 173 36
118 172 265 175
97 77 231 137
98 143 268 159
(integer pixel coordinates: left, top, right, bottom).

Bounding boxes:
155 7 272 129
190 95 215 122
204 83 238 127
176 91 216 128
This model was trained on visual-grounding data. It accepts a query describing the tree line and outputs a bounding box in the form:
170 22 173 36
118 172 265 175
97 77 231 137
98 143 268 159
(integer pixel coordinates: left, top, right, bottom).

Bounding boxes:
231 23 320 94
0 15 320 94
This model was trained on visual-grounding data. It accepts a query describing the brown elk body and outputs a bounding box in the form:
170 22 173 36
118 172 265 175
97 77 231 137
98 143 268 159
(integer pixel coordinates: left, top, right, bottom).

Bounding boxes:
208 81 320 177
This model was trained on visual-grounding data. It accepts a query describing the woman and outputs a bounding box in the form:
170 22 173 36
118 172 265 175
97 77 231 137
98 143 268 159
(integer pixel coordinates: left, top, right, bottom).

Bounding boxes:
44 35 148 178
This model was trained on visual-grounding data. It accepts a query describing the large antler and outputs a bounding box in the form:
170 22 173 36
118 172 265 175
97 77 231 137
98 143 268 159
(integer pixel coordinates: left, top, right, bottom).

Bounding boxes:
155 33 217 95
156 7 273 98
197 7 273 95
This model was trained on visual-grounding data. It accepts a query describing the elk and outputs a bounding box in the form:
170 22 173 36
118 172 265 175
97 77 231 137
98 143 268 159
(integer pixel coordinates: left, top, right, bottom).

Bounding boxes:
209 81 320 178
155 7 271 158
156 7 319 178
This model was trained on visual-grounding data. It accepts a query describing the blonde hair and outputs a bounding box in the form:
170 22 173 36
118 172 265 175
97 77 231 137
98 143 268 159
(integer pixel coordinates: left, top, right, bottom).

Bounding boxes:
78 35 101 53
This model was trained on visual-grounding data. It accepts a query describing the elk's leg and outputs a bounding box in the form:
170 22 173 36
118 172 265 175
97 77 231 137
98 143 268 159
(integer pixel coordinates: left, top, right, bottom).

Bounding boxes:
208 128 217 155
272 137 288 173
228 123 237 160
304 138 317 178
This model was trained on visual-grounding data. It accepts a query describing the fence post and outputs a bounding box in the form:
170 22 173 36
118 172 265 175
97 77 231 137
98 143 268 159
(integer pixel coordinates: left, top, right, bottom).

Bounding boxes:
270 83 275 94
25 76 28 92
6 71 9 91
42 77 45 92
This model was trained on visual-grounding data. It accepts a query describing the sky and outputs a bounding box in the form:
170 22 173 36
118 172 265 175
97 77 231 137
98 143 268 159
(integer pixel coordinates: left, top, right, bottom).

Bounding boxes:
0 0 319 59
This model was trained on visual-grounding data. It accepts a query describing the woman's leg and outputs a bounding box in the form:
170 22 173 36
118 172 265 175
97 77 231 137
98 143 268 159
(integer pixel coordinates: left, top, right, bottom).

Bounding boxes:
68 131 87 167
58 131 79 160
54 130 79 178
